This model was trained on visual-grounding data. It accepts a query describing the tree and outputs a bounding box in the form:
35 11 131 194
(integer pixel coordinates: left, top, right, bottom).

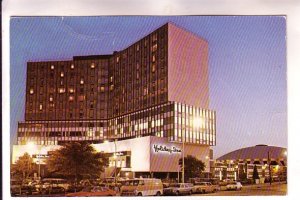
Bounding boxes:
11 153 37 181
46 142 108 183
253 165 260 180
179 155 206 181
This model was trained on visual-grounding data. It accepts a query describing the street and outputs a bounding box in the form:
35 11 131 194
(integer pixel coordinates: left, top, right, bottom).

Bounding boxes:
193 183 287 196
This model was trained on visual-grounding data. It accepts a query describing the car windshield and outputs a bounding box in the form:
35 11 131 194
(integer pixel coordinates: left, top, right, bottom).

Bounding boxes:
124 180 140 186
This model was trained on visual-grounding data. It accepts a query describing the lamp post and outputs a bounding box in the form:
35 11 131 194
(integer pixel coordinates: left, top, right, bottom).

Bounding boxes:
182 132 185 183
268 151 272 185
205 156 210 180
114 139 117 186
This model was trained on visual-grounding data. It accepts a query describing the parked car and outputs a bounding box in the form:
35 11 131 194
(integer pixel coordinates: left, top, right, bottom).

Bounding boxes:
226 181 242 190
193 182 218 194
36 178 70 194
66 186 116 197
120 178 163 196
11 179 35 196
163 183 194 196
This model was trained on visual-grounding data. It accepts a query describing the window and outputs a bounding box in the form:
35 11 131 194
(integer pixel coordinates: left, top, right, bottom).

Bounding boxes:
69 96 74 101
152 34 157 41
71 64 74 69
78 95 85 101
69 88 74 93
116 57 120 63
29 89 34 94
151 44 157 52
100 86 105 92
49 97 53 102
39 104 43 110
58 88 65 93
152 64 156 72
143 88 148 96
60 72 64 77
110 76 113 82
91 63 95 68
80 78 84 84
152 55 156 62
110 85 114 91
51 65 54 70
136 44 140 51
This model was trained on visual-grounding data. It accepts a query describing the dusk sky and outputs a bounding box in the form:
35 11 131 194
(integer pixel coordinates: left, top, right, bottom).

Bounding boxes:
10 16 287 158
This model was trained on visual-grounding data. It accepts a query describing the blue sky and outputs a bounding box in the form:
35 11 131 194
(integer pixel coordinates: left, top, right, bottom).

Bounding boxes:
10 16 287 158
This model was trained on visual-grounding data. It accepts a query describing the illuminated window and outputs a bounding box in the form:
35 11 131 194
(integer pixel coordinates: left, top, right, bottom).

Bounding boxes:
51 65 54 70
143 88 148 96
49 97 53 102
69 88 74 93
69 96 74 101
39 104 43 110
116 57 120 63
152 34 157 41
152 64 156 72
136 44 140 51
60 72 64 77
71 64 74 69
80 78 84 84
29 89 34 94
78 95 85 101
110 85 114 91
152 44 157 52
152 55 156 62
58 88 65 93
91 63 95 68
110 76 113 82
100 86 105 92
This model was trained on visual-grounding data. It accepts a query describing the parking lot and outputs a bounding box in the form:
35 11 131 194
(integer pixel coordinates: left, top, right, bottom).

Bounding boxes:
13 182 287 197
196 182 287 196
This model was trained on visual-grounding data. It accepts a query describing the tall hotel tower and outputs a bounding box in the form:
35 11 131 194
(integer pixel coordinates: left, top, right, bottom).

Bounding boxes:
14 23 216 178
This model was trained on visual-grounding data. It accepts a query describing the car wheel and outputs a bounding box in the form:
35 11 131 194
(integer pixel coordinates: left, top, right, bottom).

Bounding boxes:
156 191 161 196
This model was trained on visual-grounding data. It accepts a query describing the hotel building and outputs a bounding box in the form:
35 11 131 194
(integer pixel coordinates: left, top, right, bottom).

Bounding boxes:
13 23 216 178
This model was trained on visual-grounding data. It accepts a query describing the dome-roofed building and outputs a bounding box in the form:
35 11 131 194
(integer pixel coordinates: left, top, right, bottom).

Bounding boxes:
214 145 287 182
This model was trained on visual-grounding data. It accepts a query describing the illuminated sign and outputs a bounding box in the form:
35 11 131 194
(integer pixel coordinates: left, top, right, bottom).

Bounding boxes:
153 144 181 154
32 154 49 158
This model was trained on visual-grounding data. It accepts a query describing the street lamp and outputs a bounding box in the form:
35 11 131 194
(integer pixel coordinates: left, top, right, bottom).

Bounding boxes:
205 156 210 180
268 151 272 185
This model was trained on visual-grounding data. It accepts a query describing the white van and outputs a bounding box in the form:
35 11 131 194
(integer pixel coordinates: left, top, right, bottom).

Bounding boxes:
120 178 163 196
